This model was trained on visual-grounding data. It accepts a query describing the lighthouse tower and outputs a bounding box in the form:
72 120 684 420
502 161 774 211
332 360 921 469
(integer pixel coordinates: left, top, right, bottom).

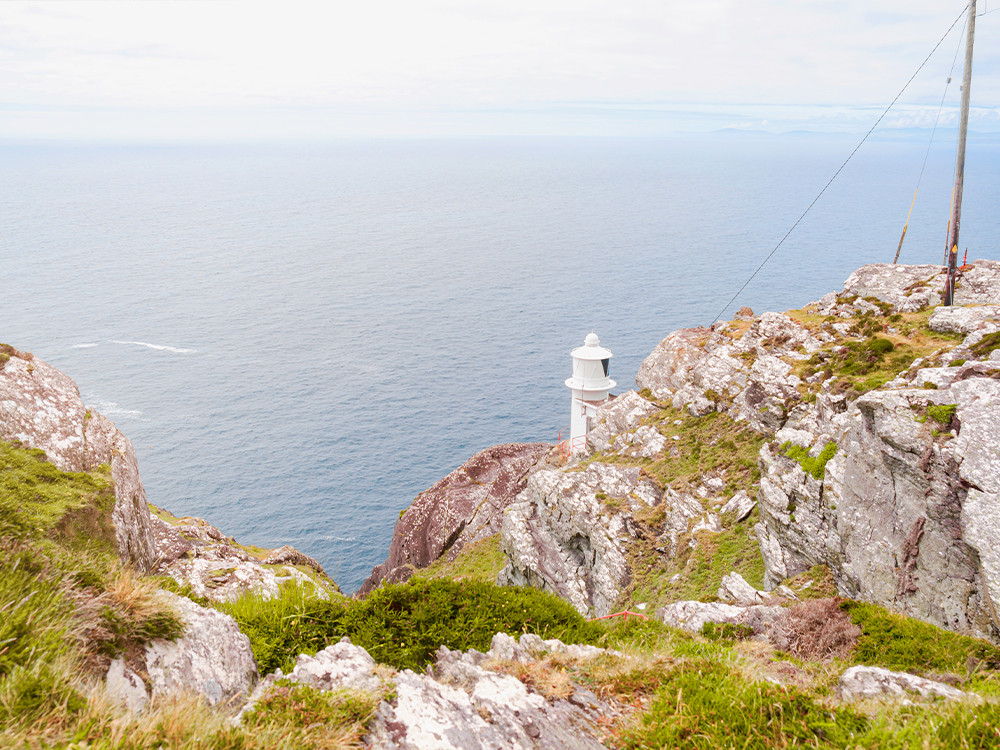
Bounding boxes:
564 332 615 454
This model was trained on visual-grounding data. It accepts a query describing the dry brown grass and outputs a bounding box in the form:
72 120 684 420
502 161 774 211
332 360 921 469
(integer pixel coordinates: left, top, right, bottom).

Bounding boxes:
485 656 576 700
768 597 861 661
15 689 367 750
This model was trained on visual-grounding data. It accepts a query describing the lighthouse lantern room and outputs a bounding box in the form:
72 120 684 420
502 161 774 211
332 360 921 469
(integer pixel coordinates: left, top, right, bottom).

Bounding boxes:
564 332 615 454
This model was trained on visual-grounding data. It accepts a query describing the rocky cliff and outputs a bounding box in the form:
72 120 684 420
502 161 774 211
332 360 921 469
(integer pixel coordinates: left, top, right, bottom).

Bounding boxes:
0 344 157 570
490 261 1000 641
359 441 552 595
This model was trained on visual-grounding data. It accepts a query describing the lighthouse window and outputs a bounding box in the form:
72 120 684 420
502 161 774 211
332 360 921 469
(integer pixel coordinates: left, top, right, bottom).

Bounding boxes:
601 358 610 376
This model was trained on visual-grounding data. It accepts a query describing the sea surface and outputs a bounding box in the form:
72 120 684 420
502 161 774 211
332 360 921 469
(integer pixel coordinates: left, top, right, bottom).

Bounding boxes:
3 134 998 592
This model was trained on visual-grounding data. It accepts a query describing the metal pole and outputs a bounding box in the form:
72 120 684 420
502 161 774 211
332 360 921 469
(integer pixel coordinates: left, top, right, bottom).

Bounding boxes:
945 0 976 306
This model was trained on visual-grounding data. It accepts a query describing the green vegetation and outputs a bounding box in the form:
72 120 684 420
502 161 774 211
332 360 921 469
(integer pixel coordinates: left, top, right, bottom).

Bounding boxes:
0 343 32 370
792 306 967 399
581 606 1000 749
619 658 872 749
221 577 600 674
240 680 384 747
842 600 1000 674
0 440 184 743
700 622 754 641
588 406 765 495
782 565 839 600
782 441 837 480
623 508 765 612
925 403 957 426
0 440 115 543
417 534 507 583
970 330 1000 358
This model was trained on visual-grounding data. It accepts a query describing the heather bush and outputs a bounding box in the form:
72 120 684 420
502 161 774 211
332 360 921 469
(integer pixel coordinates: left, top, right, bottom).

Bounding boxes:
768 598 860 661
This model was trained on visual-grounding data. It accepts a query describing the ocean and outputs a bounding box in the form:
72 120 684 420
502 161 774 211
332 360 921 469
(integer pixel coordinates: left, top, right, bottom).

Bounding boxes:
3 134 997 592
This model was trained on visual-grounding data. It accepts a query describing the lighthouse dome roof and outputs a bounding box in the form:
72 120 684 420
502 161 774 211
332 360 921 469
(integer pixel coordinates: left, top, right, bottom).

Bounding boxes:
570 332 613 361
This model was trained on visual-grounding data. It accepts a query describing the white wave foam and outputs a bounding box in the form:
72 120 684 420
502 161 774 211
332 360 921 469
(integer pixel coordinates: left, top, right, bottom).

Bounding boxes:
111 340 196 354
71 342 99 348
95 401 143 419
323 536 358 542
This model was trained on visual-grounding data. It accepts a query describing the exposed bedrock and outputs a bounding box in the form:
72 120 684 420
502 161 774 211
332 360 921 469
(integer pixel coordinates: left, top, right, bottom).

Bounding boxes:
0 347 157 570
498 462 702 617
635 312 821 432
838 260 1000 312
359 442 552 595
756 358 1000 640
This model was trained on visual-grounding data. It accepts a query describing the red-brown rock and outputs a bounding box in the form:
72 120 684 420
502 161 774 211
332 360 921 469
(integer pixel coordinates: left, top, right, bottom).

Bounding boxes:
358 442 552 595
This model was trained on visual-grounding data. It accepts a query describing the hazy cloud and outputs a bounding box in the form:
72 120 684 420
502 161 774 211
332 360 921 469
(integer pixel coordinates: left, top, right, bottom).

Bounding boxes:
1 0 997 139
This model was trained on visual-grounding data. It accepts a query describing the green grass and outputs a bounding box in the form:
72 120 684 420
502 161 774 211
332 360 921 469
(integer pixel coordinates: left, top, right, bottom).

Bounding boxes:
619 658 873 749
782 565 839 599
842 601 1000 676
587 406 765 496
0 440 184 735
221 577 601 674
242 680 382 733
970 330 1000 358
622 508 765 613
0 440 115 544
416 534 507 583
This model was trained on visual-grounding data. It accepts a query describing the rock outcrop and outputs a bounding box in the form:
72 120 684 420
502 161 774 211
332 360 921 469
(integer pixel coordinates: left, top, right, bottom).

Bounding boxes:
499 461 703 617
359 442 552 595
838 665 975 703
241 633 616 749
0 346 157 570
151 506 338 603
838 260 1000 312
144 591 258 706
635 312 822 432
657 599 784 634
755 319 1000 639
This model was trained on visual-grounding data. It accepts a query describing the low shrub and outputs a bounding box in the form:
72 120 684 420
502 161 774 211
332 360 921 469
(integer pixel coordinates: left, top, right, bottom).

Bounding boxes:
768 598 860 661
222 578 600 674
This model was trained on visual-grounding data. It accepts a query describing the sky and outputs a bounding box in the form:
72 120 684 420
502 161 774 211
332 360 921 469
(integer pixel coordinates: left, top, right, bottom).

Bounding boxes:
2 0 999 140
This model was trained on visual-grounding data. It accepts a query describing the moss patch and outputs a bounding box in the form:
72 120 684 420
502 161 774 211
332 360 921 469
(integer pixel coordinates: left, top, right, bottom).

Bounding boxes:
781 441 837 480
418 534 507 583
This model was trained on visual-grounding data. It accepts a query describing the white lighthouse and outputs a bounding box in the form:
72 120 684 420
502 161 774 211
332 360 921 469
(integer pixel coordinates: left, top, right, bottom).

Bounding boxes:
564 332 615 454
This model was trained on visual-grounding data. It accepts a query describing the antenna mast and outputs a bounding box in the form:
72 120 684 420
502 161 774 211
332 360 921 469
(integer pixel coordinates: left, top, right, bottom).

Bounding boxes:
944 0 976 306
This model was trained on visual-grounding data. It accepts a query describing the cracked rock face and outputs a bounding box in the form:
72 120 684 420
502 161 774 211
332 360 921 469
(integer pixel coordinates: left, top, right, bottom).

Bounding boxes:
359 442 552 595
144 592 258 705
498 462 696 617
240 634 616 749
755 357 1000 640
370 634 614 749
0 349 156 570
587 390 660 455
635 314 812 434
841 261 1000 312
